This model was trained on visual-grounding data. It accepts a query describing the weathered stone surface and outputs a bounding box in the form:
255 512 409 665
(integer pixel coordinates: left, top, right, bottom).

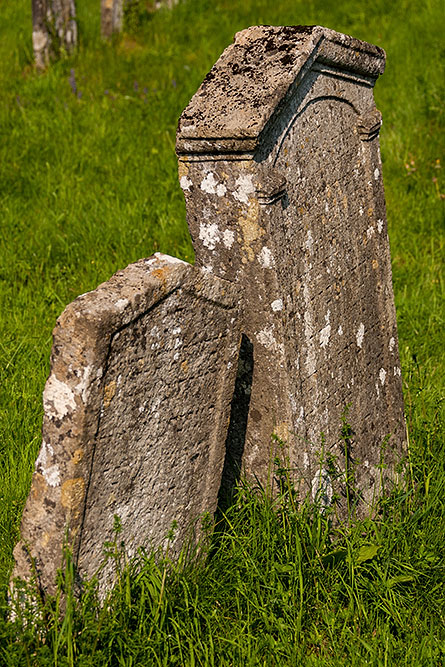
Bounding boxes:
12 254 240 595
13 25 407 602
177 25 406 513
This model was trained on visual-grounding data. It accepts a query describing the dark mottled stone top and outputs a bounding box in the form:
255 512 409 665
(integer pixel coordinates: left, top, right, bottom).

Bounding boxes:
176 25 385 154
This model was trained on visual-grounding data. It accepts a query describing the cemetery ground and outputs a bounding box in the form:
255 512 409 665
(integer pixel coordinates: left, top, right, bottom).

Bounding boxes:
0 0 443 664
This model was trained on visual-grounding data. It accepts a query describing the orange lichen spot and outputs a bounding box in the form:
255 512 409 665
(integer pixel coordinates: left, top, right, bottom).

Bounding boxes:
152 266 171 291
61 478 85 510
72 448 84 465
103 380 117 408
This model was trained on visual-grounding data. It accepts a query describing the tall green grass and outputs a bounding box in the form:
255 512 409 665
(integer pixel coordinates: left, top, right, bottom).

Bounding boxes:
3 450 444 665
0 0 443 663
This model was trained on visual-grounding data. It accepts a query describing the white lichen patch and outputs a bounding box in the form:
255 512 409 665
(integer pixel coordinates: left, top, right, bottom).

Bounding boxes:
180 175 193 191
303 284 316 376
377 219 384 233
43 464 61 487
394 366 401 377
303 452 309 469
374 168 380 180
233 174 255 204
78 365 93 404
256 325 283 354
319 310 331 348
389 336 395 352
359 206 364 216
296 405 304 425
199 222 220 250
114 298 129 312
366 225 375 239
256 326 276 351
258 246 274 268
36 440 53 470
199 172 226 197
200 172 218 194
305 229 314 254
311 468 333 506
271 299 283 312
146 253 188 267
222 229 235 249
356 322 365 349
338 325 343 336
36 441 61 487
379 368 387 385
172 326 181 335
43 376 77 419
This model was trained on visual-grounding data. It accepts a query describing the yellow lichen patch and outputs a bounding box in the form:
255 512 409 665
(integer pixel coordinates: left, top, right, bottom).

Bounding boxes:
274 422 290 443
72 448 84 465
239 198 263 261
178 160 189 180
103 380 117 408
181 360 189 374
61 478 85 511
372 259 379 270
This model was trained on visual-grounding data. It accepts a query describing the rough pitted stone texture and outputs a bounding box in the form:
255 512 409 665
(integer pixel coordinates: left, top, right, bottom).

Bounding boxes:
176 25 385 155
12 254 240 596
177 25 406 514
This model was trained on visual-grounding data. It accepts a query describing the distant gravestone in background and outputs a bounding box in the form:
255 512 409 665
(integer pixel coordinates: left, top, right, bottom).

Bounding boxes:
177 25 406 512
101 0 123 39
13 25 406 600
12 255 240 596
32 0 77 69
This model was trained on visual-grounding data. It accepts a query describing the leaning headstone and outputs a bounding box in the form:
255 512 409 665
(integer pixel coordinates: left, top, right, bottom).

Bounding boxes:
12 254 240 596
177 25 406 512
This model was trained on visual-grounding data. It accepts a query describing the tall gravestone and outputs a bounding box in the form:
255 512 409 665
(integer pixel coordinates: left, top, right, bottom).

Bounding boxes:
177 25 406 512
12 254 240 596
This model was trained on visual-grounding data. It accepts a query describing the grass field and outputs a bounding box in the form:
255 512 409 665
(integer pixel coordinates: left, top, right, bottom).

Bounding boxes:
0 0 443 664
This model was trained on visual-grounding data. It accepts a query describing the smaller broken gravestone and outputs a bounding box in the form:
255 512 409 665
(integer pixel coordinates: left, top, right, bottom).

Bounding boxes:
12 25 406 601
12 254 240 596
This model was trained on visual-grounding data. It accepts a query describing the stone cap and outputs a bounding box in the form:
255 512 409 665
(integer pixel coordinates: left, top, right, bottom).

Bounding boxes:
176 25 385 155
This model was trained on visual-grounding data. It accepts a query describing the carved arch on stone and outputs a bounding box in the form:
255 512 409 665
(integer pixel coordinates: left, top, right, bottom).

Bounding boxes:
271 95 359 167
